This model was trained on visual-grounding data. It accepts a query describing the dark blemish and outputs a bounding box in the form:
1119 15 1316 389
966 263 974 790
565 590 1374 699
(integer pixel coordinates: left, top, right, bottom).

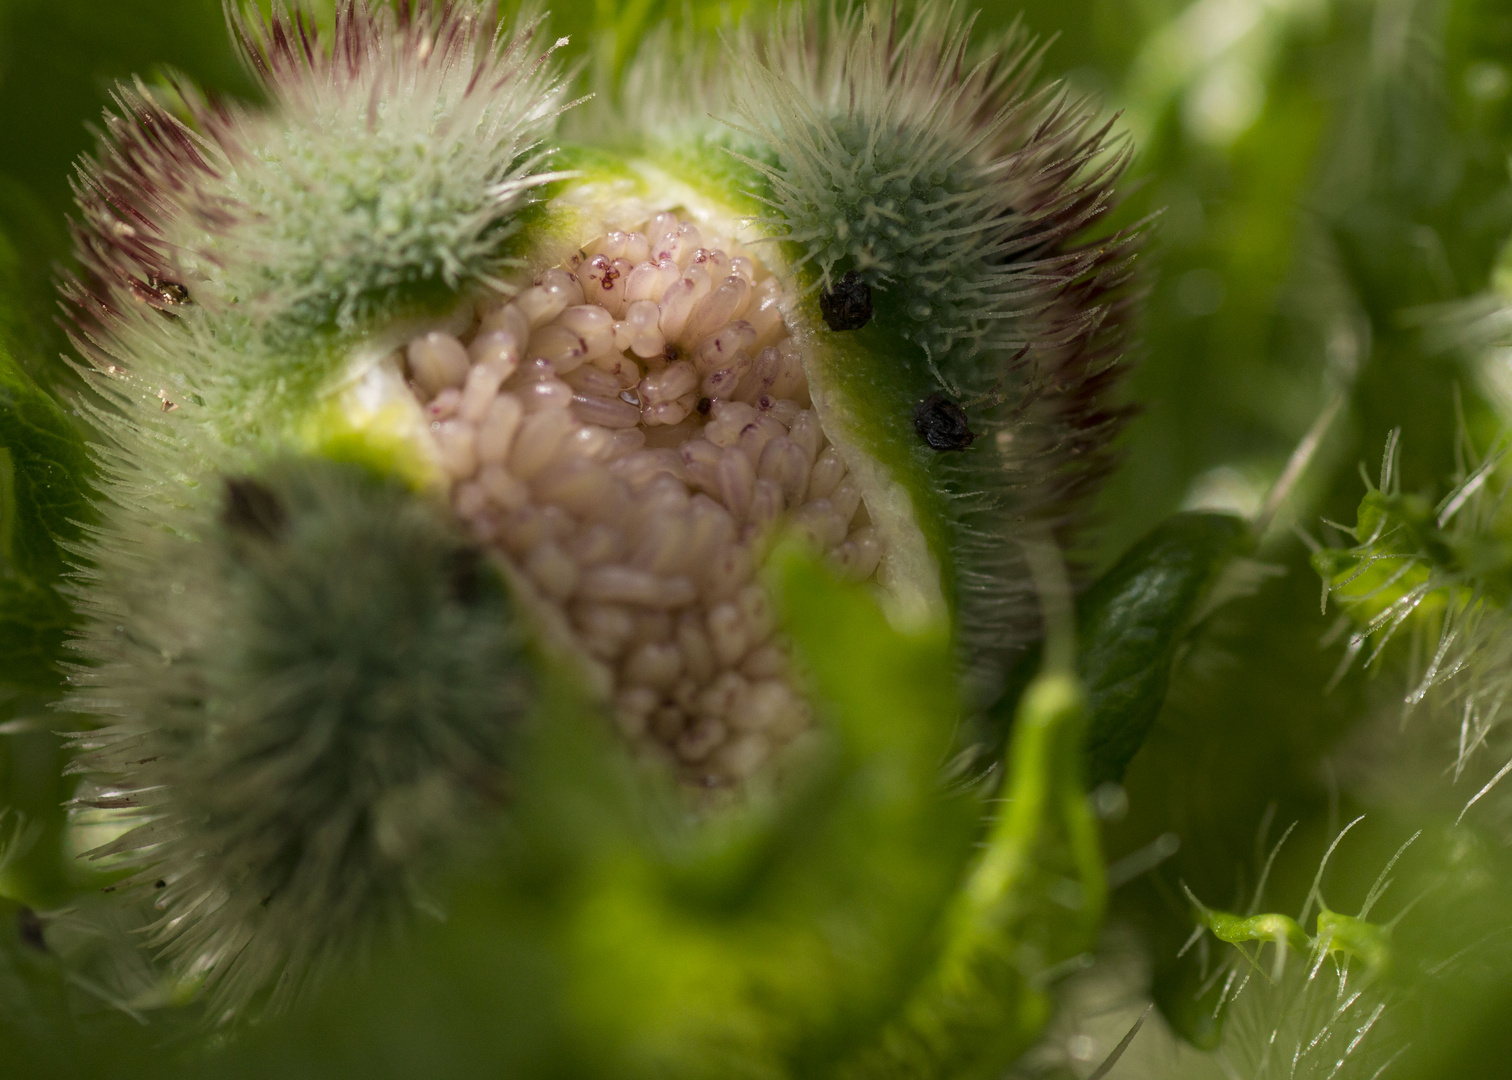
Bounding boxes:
222 477 289 541
131 276 190 311
602 265 620 289
696 397 713 415
155 879 167 889
448 546 484 605
148 276 190 305
819 271 873 331
17 907 46 952
914 394 976 452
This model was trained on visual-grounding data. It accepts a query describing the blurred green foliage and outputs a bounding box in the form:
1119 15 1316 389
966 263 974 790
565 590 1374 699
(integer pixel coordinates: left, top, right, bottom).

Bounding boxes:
3 0 1512 1077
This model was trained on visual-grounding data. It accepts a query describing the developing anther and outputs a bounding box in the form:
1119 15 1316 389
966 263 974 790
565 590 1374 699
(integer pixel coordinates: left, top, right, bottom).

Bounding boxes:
914 394 976 452
819 271 873 331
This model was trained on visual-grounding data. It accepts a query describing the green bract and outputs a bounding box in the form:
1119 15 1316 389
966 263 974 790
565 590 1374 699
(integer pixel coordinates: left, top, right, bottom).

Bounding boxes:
1316 433 1512 812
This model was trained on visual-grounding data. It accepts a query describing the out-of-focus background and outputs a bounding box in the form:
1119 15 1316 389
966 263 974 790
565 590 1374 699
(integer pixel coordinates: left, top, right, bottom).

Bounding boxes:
4 1 1512 1076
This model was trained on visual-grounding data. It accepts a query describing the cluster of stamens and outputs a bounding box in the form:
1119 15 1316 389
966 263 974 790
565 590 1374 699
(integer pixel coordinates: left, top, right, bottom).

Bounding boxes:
400 213 881 784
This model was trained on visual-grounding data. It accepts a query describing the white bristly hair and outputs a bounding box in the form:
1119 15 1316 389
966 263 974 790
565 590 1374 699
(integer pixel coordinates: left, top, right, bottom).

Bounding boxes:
67 0 575 367
723 4 1131 376
607 4 1146 700
69 459 533 1020
57 0 570 1021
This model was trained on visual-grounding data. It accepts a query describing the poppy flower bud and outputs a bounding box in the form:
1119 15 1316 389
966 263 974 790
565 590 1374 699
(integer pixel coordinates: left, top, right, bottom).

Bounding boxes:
62 0 1142 1013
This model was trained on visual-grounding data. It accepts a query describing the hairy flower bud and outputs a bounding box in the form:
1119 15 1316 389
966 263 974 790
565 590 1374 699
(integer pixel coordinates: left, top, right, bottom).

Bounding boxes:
618 2 1143 694
70 459 530 1014
59 0 1143 1014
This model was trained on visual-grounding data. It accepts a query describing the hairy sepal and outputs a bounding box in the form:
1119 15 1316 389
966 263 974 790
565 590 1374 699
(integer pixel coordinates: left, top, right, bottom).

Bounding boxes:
621 2 1143 691
66 0 576 417
68 457 534 1017
836 671 1103 1080
189 558 982 1078
1316 433 1512 816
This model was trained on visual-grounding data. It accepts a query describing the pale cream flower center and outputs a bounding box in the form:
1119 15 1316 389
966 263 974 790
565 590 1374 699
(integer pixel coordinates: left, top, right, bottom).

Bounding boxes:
404 213 880 784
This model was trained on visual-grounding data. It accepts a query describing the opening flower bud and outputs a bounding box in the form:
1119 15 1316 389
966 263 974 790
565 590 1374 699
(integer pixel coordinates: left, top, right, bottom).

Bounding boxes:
59 0 1140 1015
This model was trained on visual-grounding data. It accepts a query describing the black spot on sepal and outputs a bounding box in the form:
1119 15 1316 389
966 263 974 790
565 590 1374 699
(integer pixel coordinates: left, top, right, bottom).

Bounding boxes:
914 393 976 452
819 271 873 331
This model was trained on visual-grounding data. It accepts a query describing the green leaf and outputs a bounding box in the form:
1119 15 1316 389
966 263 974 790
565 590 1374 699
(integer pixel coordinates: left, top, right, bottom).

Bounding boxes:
1077 512 1256 788
986 512 1255 789
186 556 979 1079
0 293 96 908
840 672 1105 1080
0 352 93 693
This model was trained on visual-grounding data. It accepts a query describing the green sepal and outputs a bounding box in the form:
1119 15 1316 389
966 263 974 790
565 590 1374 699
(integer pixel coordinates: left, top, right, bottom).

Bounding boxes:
658 135 776 221
1314 485 1512 625
191 554 978 1079
1311 489 1443 621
